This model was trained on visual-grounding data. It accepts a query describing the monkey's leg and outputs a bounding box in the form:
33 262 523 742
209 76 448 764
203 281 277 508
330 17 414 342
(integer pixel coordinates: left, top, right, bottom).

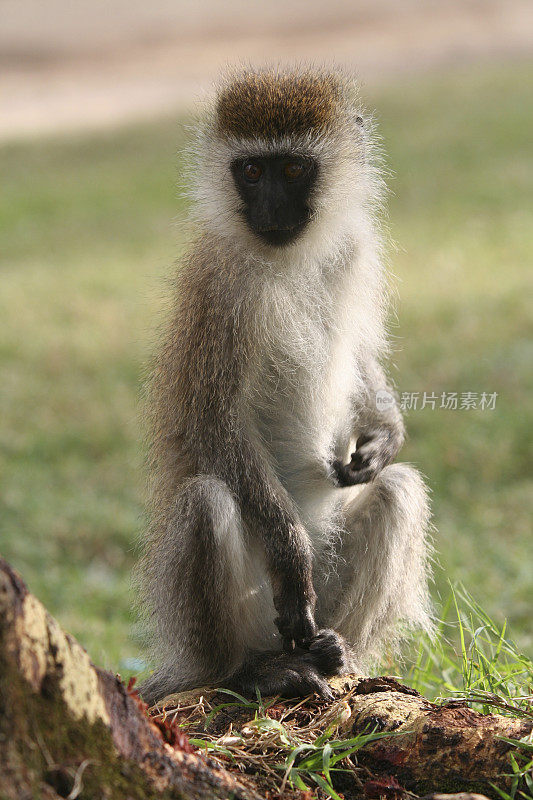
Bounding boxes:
319 463 433 666
139 476 252 704
140 475 351 704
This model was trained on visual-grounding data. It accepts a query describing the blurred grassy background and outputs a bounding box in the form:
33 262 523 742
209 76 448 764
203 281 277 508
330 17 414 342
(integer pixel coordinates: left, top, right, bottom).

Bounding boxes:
1 62 531 674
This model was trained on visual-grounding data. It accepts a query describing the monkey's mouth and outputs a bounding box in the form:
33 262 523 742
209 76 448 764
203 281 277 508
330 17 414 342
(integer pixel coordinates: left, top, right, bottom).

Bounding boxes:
254 220 308 247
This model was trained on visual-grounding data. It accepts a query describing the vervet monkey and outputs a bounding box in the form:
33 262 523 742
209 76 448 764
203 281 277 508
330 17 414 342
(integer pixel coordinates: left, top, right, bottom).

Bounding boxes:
137 67 432 703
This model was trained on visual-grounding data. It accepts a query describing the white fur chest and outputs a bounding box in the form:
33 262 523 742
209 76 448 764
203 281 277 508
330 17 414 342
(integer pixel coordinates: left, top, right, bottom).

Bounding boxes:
245 259 364 502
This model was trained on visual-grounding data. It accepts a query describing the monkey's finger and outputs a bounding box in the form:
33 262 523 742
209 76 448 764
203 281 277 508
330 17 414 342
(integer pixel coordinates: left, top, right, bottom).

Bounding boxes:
331 459 357 487
347 466 376 485
321 685 335 702
283 636 296 653
287 665 334 701
310 675 334 701
333 460 376 487
356 431 378 448
349 450 372 470
275 616 296 649
297 627 317 648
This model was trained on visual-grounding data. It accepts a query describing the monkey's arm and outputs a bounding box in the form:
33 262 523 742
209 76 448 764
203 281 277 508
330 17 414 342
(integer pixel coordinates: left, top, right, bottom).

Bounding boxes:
332 358 405 487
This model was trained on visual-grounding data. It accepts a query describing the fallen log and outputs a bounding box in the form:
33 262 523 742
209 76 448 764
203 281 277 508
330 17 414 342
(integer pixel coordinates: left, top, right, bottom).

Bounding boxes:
330 674 532 796
0 556 530 799
152 675 532 799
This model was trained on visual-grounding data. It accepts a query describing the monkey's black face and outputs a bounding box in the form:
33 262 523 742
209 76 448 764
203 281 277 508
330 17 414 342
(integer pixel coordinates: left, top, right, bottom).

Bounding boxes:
231 154 318 247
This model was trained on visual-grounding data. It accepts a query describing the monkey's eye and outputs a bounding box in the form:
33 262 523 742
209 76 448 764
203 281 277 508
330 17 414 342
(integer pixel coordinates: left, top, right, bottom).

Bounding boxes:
284 161 305 181
243 161 262 182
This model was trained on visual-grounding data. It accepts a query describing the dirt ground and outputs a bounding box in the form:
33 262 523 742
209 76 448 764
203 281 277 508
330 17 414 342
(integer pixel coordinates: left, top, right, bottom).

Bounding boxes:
1 0 532 139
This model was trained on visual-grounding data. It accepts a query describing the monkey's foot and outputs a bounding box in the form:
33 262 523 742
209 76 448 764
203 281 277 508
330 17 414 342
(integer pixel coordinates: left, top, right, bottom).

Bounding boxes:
231 653 334 700
230 629 351 700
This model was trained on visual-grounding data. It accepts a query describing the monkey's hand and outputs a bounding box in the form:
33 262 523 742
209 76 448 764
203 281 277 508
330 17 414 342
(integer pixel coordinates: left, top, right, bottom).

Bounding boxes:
274 587 317 652
331 428 400 487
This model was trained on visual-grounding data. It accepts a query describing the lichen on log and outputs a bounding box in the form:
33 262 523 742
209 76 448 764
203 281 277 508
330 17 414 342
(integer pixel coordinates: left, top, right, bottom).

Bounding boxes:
0 557 260 800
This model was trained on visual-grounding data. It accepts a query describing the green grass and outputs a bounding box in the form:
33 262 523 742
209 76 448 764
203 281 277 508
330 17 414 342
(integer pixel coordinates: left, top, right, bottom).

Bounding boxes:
0 62 532 676
405 586 532 715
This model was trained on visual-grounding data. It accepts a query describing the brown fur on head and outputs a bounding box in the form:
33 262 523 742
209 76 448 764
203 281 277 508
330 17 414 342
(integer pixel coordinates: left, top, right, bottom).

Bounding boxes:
216 68 344 140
